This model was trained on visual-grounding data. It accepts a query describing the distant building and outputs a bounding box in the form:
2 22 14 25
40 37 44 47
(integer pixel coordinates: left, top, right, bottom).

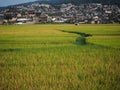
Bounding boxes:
15 17 34 24
33 17 40 23
0 3 119 24
39 16 48 22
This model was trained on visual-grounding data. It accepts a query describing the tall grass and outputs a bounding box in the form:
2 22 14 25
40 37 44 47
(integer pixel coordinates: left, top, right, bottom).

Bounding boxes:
0 24 120 90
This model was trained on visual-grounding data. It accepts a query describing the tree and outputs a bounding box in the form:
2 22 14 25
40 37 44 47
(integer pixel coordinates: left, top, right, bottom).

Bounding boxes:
4 14 12 24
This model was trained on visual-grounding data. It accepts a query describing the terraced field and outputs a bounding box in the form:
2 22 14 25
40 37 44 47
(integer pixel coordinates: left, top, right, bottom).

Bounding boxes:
0 24 120 90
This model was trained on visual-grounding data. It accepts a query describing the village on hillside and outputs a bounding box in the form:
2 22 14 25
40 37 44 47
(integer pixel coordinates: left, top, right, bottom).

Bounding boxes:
0 3 120 24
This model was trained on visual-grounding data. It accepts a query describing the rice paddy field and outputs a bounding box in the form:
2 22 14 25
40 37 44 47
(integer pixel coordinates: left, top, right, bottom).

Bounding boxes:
0 24 120 90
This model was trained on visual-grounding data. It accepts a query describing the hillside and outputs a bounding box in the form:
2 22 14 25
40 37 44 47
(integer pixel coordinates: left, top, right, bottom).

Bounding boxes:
46 0 120 6
1 0 119 8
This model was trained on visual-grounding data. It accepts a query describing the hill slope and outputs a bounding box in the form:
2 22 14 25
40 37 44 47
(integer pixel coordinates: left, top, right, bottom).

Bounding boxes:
47 0 120 5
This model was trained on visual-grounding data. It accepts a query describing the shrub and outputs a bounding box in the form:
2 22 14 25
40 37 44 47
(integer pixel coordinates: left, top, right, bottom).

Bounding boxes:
76 37 86 45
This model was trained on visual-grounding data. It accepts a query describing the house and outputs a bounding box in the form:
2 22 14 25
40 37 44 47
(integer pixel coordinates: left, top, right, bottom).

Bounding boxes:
105 11 112 14
39 13 51 23
33 17 40 23
9 18 17 24
15 17 33 24
63 16 74 23
17 14 22 17
39 16 48 22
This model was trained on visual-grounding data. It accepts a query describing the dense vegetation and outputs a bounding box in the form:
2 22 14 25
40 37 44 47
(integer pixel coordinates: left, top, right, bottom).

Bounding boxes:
48 0 120 6
0 24 120 90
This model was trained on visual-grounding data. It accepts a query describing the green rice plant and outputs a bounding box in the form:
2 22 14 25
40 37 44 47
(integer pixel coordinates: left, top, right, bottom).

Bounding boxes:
0 24 120 90
76 36 86 45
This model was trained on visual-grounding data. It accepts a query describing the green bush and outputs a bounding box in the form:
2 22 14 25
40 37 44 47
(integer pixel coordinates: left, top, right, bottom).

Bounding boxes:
76 37 86 45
